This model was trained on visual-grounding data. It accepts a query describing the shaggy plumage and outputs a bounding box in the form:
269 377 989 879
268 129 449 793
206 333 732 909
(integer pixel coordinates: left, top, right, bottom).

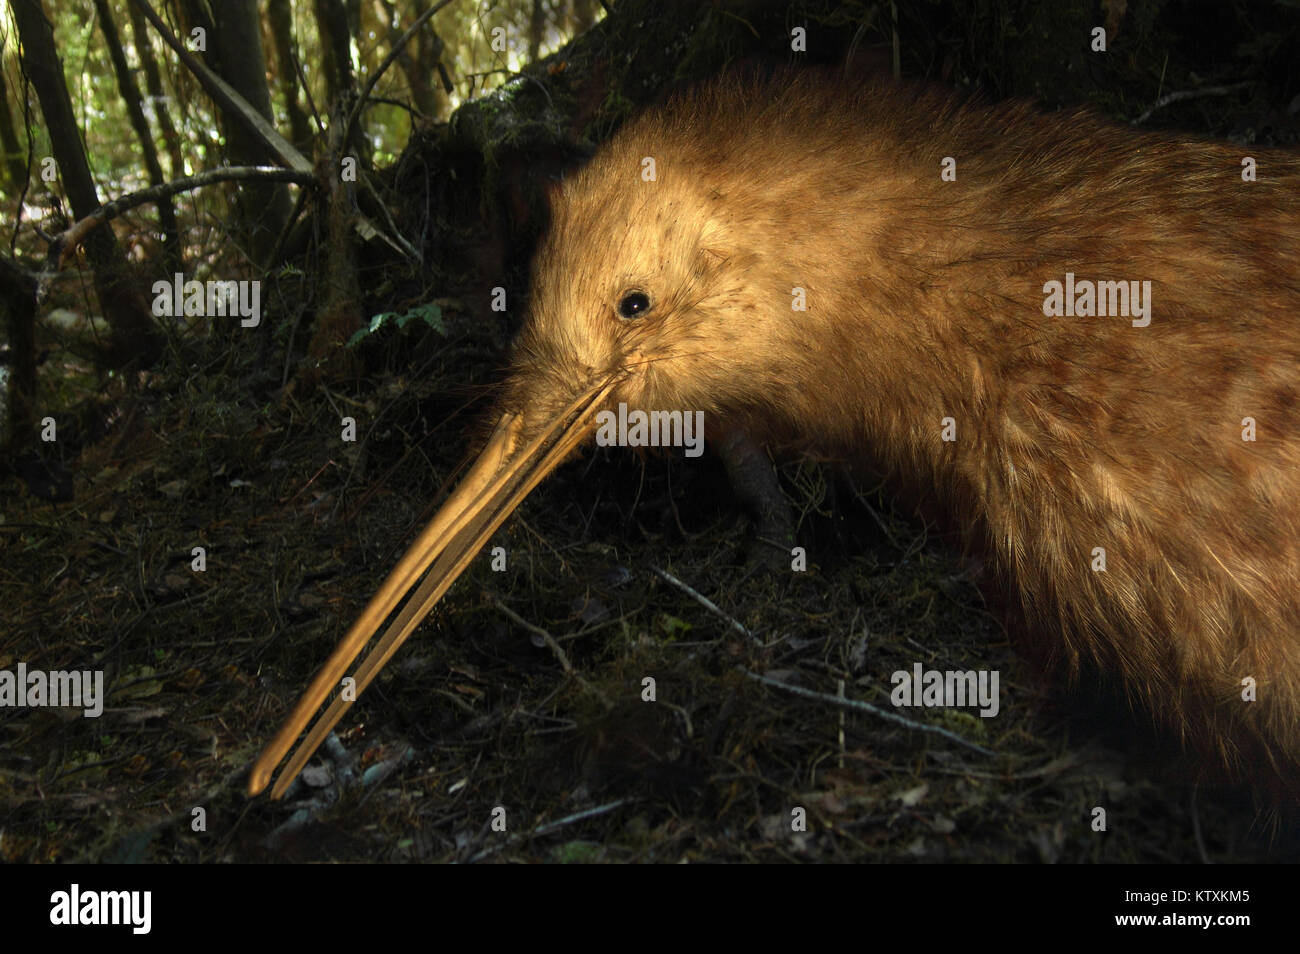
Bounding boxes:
251 70 1300 802
506 71 1300 794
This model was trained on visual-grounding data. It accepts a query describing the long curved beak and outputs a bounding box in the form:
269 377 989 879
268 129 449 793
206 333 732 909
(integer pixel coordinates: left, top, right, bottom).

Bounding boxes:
247 377 618 799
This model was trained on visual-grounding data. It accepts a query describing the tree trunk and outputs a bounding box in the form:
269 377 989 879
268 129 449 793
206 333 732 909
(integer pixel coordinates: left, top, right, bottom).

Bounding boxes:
127 0 186 181
376 0 437 118
314 0 369 161
182 0 293 267
414 0 453 119
315 0 354 107
0 40 29 193
267 0 315 153
11 0 161 369
0 255 38 454
300 109 361 389
95 0 181 274
528 0 546 63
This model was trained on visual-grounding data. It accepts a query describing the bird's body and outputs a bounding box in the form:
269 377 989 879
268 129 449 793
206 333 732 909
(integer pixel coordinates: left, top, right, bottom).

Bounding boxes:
250 72 1300 801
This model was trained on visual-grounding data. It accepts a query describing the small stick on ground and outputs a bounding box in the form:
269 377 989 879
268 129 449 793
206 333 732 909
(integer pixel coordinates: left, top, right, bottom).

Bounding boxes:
651 566 762 646
741 667 999 758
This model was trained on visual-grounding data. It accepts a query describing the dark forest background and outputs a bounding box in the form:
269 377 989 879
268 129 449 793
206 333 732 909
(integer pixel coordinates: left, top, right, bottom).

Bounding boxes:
1 0 1298 863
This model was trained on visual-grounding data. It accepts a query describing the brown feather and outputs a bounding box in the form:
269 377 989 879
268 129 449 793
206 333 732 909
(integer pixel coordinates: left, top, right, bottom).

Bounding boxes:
507 70 1300 794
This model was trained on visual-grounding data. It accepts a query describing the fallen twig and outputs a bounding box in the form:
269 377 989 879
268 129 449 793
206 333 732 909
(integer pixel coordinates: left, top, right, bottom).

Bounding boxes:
741 667 999 757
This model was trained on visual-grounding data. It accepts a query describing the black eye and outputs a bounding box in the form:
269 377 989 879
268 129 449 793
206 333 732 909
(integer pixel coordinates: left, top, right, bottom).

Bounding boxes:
617 291 651 319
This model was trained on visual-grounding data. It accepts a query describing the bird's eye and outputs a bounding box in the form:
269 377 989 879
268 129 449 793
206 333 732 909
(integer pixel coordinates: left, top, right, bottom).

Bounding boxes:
617 291 651 320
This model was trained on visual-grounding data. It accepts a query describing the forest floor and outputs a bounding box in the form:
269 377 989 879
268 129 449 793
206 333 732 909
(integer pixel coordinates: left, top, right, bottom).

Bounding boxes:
3 291 1291 863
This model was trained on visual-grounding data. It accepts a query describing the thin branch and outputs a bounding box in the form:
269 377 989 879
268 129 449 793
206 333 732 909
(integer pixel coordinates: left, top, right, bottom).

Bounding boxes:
491 595 612 707
291 48 324 135
491 596 573 674
127 0 312 173
741 667 1000 758
342 0 457 144
651 566 761 645
358 174 420 263
1131 82 1251 126
466 799 630 863
51 166 315 268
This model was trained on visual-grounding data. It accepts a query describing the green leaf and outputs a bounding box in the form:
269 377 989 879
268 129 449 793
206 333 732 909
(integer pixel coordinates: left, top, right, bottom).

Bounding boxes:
658 614 693 638
348 304 445 348
554 840 604 863
416 303 446 334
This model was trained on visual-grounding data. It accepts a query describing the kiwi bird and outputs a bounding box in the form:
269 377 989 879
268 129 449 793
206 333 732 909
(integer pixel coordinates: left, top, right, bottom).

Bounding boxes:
248 71 1300 801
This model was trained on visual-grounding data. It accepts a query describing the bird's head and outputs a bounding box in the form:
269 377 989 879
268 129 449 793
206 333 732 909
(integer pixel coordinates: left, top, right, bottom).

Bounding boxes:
249 77 866 798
